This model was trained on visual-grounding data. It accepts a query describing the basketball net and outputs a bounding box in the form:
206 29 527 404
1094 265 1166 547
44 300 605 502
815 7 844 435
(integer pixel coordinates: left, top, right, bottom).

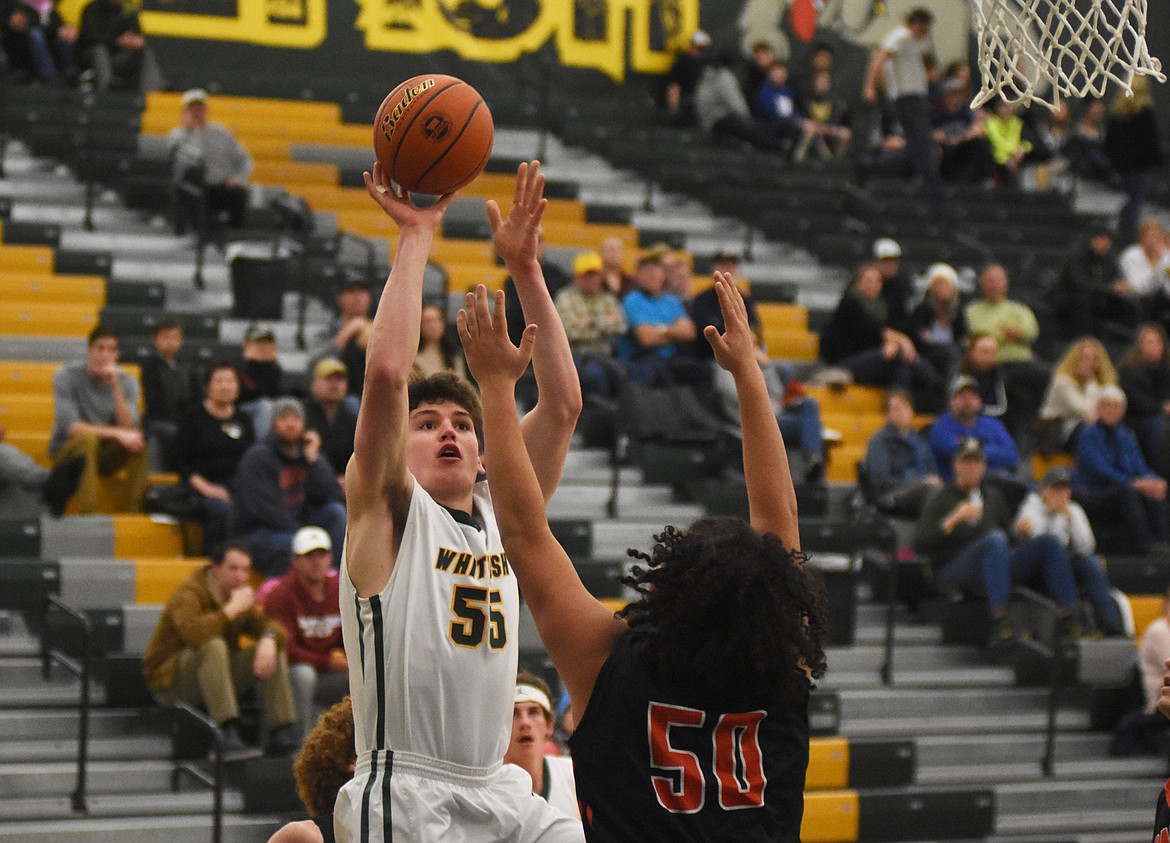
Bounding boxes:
970 0 1165 110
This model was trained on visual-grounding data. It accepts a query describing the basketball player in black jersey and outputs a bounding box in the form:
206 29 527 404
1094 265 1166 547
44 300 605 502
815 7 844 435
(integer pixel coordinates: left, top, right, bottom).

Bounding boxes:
1151 657 1170 842
459 277 828 842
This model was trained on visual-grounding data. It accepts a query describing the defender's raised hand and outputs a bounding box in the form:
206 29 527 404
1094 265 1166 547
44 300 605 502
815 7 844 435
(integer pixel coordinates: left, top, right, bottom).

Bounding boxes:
486 161 548 267
363 161 456 232
458 285 537 388
703 273 759 379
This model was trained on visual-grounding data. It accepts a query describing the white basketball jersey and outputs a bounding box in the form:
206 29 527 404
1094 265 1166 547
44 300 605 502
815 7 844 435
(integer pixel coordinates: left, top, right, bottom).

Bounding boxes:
341 479 518 769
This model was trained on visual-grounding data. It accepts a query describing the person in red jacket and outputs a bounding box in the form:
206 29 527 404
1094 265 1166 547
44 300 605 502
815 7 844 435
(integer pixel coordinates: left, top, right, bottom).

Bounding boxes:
262 526 347 740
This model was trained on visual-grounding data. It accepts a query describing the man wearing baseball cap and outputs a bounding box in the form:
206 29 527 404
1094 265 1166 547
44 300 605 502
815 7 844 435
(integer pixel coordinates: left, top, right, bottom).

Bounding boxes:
928 375 1020 481
872 237 913 333
504 671 581 822
167 87 252 235
306 357 358 492
1014 466 1124 636
554 250 626 400
261 526 347 739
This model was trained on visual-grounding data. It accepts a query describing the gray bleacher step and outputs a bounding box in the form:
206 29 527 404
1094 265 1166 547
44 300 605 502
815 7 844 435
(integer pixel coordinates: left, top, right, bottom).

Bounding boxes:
827 643 980 671
113 257 231 288
0 813 281 843
42 515 115 559
0 657 58 684
841 708 1092 738
919 755 1166 785
0 734 170 764
0 709 148 740
0 682 106 708
11 203 145 230
0 336 86 362
916 732 1116 767
59 229 198 254
0 760 179 797
822 664 1017 691
995 807 1151 837
591 521 672 557
0 788 246 821
548 483 704 523
995 778 1154 815
0 176 87 202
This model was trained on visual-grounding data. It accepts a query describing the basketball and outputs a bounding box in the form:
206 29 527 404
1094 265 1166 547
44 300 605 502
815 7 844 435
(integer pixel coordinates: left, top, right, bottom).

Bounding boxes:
373 74 494 196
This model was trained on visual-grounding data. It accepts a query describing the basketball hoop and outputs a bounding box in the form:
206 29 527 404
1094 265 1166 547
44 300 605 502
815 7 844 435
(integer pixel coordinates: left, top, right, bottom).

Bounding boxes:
970 0 1165 111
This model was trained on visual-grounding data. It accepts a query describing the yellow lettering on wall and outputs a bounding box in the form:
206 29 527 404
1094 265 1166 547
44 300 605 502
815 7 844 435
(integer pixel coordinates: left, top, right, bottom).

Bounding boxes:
355 0 700 81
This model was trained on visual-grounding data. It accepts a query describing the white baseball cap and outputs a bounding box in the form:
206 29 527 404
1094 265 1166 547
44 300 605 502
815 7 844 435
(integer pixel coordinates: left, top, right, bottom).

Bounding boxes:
292 526 332 555
873 237 902 259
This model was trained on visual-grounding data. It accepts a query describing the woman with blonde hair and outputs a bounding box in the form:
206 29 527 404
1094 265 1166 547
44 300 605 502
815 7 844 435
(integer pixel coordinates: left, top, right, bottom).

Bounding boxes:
1104 77 1164 246
1038 337 1118 452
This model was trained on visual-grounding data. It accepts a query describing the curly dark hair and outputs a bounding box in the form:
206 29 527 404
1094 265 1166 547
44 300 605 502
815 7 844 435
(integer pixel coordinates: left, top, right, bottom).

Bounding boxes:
618 517 828 707
293 696 355 816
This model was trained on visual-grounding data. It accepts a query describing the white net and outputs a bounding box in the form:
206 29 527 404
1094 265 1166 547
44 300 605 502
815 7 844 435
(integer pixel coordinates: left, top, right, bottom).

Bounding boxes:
970 0 1165 110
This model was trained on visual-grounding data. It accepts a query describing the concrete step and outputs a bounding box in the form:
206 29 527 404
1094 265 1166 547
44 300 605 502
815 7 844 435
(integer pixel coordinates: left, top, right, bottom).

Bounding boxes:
996 807 1151 838
826 643 981 672
823 664 1017 691
0 789 245 821
58 229 197 255
0 814 280 843
919 755 1166 786
0 760 179 797
995 778 1154 815
548 483 704 524
10 203 145 230
0 735 171 764
0 709 149 741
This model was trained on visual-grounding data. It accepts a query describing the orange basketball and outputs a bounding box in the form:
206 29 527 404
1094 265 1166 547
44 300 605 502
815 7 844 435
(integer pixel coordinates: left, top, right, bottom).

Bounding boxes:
373 74 494 195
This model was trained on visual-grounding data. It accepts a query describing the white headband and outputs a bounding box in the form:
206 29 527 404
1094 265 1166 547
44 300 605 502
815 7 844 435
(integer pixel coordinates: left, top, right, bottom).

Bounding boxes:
514 683 552 716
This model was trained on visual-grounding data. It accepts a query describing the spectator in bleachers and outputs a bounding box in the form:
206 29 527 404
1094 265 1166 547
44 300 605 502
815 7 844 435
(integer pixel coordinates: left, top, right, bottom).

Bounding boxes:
1014 466 1124 636
858 101 914 181
142 542 298 755
1050 226 1141 341
915 437 1084 645
412 303 466 380
908 262 967 379
863 7 942 209
1119 219 1170 311
958 333 1008 423
1113 588 1170 756
0 0 77 84
965 263 1050 442
618 252 704 388
1118 323 1170 461
261 526 347 742
929 374 1020 482
1066 99 1112 181
864 388 940 517
177 361 253 555
792 40 835 107
662 249 696 302
555 250 627 401
793 70 851 162
232 397 346 576
690 252 826 479
873 238 913 334
695 51 791 153
76 0 162 92
504 671 580 821
931 77 993 184
168 87 253 236
304 357 358 496
1104 77 1164 248
984 99 1034 187
141 319 198 472
331 278 372 400
1037 337 1117 454
598 235 634 297
820 263 943 411
238 321 283 439
1074 385 1169 554
663 29 710 126
754 59 804 148
0 424 83 518
742 40 775 116
49 324 149 514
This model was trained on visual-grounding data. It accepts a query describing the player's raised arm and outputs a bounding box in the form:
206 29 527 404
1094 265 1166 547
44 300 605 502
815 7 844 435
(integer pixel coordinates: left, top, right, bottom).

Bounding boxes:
704 275 800 551
486 162 582 502
345 164 456 596
458 285 624 715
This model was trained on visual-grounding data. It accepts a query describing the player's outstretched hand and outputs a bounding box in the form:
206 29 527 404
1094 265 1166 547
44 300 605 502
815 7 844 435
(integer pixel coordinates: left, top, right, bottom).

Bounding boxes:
363 161 456 232
486 160 548 267
1158 658 1170 720
458 284 537 389
704 273 758 379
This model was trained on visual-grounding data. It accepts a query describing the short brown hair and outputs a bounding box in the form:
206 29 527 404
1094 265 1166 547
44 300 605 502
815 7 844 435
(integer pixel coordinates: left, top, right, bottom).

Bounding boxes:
408 372 483 441
87 325 119 347
294 697 355 816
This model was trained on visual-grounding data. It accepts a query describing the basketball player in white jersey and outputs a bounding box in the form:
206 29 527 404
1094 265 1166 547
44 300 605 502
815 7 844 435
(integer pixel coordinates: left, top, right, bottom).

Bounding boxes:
334 161 584 843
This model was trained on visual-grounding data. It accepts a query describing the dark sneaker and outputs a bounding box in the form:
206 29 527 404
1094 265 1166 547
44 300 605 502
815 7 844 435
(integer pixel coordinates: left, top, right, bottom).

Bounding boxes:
988 615 1015 648
218 725 262 761
42 457 85 518
265 725 300 757
1057 615 1084 640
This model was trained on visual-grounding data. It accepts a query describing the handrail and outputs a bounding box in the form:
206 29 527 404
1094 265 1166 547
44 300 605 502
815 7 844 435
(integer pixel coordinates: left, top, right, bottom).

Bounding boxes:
40 595 92 814
1039 621 1070 778
172 702 225 843
879 548 898 686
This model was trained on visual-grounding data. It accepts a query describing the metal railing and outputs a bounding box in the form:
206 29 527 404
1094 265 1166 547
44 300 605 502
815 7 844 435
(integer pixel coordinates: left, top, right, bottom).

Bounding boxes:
171 702 227 843
40 595 92 813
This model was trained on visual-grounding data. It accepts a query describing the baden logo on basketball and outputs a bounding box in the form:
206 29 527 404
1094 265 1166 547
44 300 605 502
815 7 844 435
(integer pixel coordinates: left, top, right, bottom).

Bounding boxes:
379 78 436 144
423 114 451 142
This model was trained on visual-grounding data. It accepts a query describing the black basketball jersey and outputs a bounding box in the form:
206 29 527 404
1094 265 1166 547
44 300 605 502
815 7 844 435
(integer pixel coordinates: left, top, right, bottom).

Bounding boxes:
568 631 810 842
1153 779 1170 842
